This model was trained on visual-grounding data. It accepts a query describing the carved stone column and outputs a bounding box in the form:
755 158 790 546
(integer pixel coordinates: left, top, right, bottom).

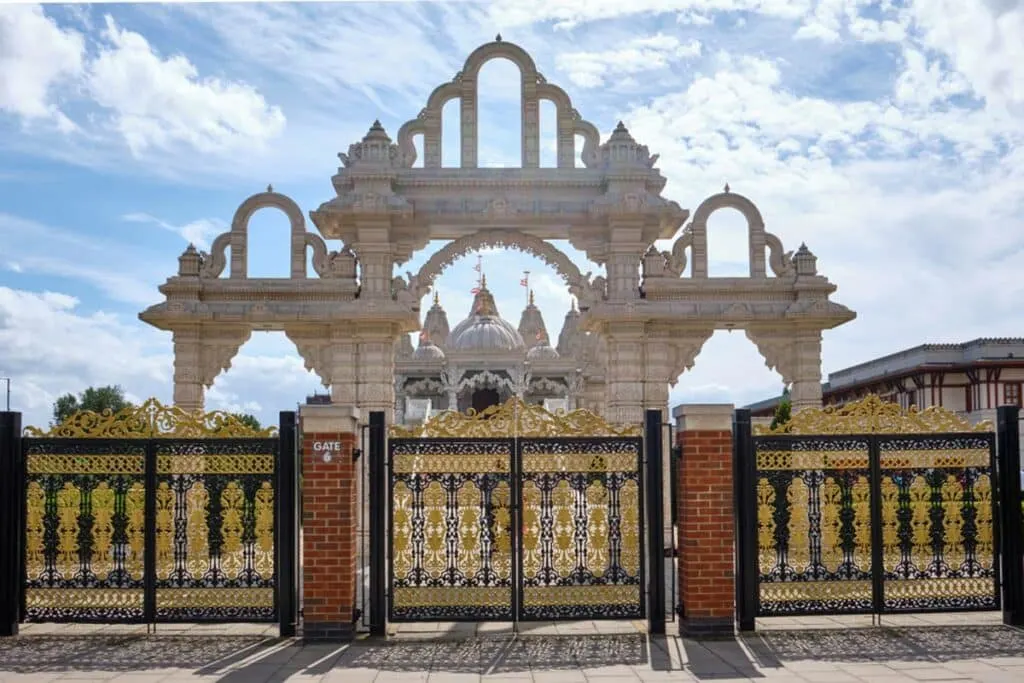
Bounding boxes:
442 365 460 412
357 239 393 300
604 321 645 425
172 327 204 412
356 324 397 422
791 329 824 410
329 337 357 406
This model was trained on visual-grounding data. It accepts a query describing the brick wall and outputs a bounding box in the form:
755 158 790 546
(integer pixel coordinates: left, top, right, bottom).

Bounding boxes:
674 404 735 639
300 429 357 641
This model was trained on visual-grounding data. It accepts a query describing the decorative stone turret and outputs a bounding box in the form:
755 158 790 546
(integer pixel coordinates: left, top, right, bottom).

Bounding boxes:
178 244 202 277
422 291 451 348
599 121 659 169
395 334 414 359
339 119 400 169
556 299 582 357
517 290 549 348
793 243 818 276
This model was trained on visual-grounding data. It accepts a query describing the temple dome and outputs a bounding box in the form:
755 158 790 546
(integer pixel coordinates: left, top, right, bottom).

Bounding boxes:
412 338 446 360
526 338 559 360
446 278 525 352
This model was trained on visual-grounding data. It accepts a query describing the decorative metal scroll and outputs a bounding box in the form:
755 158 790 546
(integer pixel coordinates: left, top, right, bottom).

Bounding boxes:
22 436 279 624
752 432 998 617
24 398 277 438
154 438 278 621
389 438 514 621
755 436 874 616
389 396 641 438
755 394 992 435
24 440 148 622
877 434 997 612
519 437 644 620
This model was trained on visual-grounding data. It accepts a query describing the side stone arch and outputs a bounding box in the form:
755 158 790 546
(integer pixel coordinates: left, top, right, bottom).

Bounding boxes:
685 190 771 279
219 187 308 279
411 230 588 302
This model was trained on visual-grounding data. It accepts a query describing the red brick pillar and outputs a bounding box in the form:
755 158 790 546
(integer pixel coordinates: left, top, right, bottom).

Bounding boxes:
299 405 361 641
674 404 735 639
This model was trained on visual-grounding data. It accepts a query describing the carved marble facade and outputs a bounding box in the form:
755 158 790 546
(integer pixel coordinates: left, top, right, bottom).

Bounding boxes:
139 37 855 422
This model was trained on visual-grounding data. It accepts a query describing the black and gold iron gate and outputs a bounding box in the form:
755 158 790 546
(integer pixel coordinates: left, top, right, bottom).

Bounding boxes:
385 399 645 622
0 400 298 633
735 396 1001 622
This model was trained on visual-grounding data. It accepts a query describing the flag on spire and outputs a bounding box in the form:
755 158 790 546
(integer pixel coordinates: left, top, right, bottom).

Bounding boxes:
520 270 529 287
473 254 482 272
419 329 429 342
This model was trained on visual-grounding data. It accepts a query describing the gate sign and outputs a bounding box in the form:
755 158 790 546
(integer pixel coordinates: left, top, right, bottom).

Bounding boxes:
312 440 343 462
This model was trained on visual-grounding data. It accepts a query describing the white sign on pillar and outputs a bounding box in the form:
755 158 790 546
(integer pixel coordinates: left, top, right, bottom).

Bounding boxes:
312 439 343 463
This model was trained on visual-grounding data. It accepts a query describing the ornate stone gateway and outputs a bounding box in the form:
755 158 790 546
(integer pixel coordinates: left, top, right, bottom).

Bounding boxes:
14 401 298 629
387 398 644 621
735 397 999 620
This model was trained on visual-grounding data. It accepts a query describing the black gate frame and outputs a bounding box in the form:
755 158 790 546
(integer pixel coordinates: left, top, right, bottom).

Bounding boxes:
382 434 646 623
0 410 299 637
734 406 1024 629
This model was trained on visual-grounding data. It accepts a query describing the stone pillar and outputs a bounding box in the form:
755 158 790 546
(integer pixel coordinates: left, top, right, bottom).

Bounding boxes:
791 329 824 410
604 322 645 425
674 404 735 639
171 328 203 412
642 335 673 548
357 326 397 422
329 338 357 406
299 404 361 641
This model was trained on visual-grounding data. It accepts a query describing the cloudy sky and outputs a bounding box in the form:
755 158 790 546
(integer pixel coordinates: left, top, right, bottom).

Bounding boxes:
1 1 1022 430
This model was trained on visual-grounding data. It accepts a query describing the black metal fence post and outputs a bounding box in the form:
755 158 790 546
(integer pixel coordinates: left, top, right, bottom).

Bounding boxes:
368 411 387 637
997 406 1023 626
644 409 666 635
732 409 757 633
277 411 298 638
0 411 23 636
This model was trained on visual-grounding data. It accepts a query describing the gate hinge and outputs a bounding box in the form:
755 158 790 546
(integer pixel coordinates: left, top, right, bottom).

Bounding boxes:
352 448 362 462
671 445 682 461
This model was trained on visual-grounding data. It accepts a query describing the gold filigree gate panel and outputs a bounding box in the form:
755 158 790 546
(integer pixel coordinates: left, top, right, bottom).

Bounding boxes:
754 436 875 616
389 438 515 621
23 440 148 622
518 437 644 620
154 439 278 621
877 434 998 612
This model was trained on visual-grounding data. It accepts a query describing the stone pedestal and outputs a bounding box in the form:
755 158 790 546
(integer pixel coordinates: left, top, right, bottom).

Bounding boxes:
674 404 736 639
299 404 361 641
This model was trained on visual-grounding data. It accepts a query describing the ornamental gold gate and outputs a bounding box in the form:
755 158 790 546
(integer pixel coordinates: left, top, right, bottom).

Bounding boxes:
735 396 1001 622
385 399 646 622
0 401 299 632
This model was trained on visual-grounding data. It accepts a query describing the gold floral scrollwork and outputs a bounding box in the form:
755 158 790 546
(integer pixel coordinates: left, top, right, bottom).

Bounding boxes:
390 396 641 438
756 394 992 435
24 397 278 438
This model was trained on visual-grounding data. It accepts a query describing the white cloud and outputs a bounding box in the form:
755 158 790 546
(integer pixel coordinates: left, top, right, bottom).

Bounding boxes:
556 34 702 88
86 15 285 156
122 212 225 250
0 5 84 131
489 0 810 30
0 212 171 306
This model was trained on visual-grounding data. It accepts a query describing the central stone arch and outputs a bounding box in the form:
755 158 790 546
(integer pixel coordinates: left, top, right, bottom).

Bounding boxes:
411 229 590 302
139 35 855 424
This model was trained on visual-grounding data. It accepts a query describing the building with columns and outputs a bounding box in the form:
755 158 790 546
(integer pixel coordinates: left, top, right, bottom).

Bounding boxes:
745 337 1024 428
395 276 601 425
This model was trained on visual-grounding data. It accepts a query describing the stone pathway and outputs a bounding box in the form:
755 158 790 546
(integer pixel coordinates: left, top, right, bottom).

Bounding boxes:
2 613 1024 682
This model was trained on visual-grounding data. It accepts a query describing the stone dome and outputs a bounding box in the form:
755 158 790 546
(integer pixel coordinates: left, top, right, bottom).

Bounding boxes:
412 338 446 360
446 279 525 352
526 339 559 360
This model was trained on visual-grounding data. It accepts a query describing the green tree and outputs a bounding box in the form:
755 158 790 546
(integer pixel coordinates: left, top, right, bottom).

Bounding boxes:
769 386 792 432
52 385 133 426
231 412 263 431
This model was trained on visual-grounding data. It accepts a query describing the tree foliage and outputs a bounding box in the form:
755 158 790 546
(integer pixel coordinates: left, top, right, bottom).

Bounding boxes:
52 385 133 426
769 386 792 432
231 412 263 431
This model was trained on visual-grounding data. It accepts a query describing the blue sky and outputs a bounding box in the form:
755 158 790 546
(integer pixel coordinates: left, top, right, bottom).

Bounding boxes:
1 1 1023 430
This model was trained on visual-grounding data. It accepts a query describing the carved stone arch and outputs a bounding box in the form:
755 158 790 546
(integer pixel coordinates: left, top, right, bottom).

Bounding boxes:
687 190 768 279
411 229 587 303
217 189 308 279
536 82 600 169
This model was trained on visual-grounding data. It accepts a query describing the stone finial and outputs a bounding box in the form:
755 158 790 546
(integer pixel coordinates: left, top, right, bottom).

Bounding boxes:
599 120 658 169
433 290 440 306
178 243 202 277
266 184 274 193
793 242 818 276
495 33 503 42
338 120 397 168
723 182 730 193
528 289 535 306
